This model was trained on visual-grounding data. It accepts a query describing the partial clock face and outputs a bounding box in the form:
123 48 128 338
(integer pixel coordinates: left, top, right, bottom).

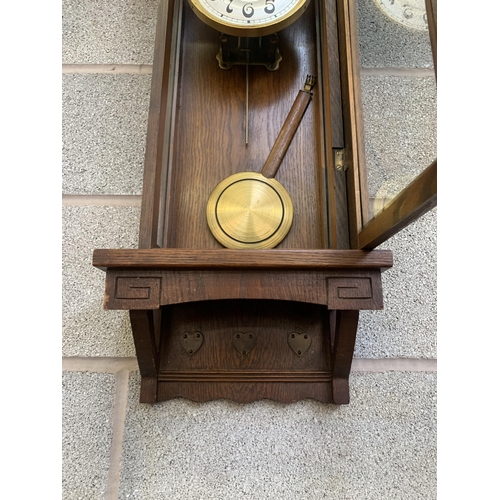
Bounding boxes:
375 0 429 31
188 0 311 37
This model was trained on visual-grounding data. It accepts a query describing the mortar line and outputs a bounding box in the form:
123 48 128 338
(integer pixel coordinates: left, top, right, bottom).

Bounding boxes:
62 356 436 373
62 194 142 207
352 358 437 372
62 357 139 373
62 64 153 74
360 67 435 77
105 369 130 500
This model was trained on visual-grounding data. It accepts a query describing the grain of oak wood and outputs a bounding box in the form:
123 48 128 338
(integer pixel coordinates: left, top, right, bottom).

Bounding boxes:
102 268 385 313
138 0 177 249
336 0 370 246
425 0 437 75
164 4 327 249
135 0 349 251
358 161 437 250
155 300 334 403
92 248 393 270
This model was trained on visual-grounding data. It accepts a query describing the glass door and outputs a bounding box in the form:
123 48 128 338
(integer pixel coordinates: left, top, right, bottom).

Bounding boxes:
352 0 437 249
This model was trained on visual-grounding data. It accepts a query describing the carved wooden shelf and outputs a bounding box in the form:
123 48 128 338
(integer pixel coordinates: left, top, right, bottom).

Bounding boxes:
94 249 391 310
93 248 392 404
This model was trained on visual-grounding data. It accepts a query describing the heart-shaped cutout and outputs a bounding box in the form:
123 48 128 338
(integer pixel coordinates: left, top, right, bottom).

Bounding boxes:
180 331 204 356
288 332 311 357
232 332 256 356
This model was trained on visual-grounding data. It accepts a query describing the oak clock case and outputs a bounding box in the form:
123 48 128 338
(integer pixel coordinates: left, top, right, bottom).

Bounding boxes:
92 0 401 406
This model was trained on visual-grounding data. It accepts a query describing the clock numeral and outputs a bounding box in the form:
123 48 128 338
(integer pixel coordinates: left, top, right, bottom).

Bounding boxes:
226 0 234 14
242 3 254 18
264 0 275 14
403 8 413 19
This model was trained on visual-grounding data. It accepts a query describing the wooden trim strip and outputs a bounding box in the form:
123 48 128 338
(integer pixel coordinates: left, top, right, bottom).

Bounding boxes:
158 371 332 383
425 0 437 76
346 0 370 231
138 0 178 248
358 160 437 249
336 0 369 248
92 248 393 270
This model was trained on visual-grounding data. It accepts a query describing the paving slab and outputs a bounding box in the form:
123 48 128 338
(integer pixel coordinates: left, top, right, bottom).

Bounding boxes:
119 371 436 499
62 206 139 356
62 0 157 64
62 73 151 195
357 208 437 358
355 0 434 68
62 372 115 499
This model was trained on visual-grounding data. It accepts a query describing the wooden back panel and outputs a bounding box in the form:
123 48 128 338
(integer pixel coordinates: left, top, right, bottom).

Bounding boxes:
162 2 341 250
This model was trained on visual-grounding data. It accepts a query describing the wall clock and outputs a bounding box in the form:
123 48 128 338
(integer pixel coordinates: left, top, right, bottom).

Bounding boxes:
93 0 436 405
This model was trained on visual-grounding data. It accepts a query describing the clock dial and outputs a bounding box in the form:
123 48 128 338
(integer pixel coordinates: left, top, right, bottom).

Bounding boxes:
375 0 428 32
188 0 311 37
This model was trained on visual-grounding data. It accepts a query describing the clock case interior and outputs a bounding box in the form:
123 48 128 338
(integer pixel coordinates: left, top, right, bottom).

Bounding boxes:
93 0 396 404
162 0 342 250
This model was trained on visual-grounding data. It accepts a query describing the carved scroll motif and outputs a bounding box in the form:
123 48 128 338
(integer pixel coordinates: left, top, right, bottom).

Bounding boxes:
327 274 383 310
105 274 162 310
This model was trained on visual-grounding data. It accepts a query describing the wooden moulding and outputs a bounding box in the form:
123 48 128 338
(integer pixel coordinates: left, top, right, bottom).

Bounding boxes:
138 0 179 249
93 248 393 270
93 248 392 311
102 268 385 310
425 0 437 75
128 299 366 404
153 300 363 404
335 0 370 248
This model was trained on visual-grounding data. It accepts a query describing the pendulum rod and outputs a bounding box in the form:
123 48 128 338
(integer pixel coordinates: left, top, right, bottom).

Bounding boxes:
217 35 283 146
243 37 250 146
245 61 249 146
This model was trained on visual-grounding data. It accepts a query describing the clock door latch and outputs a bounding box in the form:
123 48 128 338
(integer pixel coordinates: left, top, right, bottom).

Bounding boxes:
334 149 348 171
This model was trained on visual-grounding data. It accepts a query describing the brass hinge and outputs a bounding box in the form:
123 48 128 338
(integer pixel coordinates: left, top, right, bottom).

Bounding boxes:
334 149 348 171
